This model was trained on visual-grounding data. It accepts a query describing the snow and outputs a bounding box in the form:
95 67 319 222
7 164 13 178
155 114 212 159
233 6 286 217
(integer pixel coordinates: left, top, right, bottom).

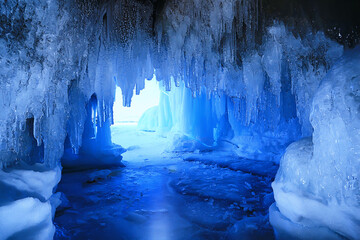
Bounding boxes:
0 165 60 239
110 124 169 164
0 165 61 201
269 204 341 240
0 198 54 240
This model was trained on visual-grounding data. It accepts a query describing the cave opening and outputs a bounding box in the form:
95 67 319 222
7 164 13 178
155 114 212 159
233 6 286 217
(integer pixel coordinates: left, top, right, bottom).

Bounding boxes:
55 76 281 239
111 75 164 163
113 76 160 125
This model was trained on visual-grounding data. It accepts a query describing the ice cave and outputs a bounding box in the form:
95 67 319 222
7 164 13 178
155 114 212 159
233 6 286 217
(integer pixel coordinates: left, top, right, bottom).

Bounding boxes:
0 0 360 239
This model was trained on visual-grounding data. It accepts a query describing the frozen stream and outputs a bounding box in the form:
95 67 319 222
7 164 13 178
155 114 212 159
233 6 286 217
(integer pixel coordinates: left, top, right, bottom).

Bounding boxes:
54 125 276 240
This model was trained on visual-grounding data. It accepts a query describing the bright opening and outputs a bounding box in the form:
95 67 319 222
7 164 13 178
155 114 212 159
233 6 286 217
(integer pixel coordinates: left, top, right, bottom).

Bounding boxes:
113 75 160 124
111 75 167 164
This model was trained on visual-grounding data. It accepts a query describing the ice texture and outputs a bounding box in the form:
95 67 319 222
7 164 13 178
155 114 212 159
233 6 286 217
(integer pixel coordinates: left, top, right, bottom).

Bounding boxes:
141 23 343 159
0 0 344 168
0 1 117 238
271 47 360 239
0 0 358 239
0 0 108 167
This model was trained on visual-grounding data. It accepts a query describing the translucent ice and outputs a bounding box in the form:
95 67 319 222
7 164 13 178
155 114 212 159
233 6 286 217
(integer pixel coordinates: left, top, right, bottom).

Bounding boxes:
271 47 360 239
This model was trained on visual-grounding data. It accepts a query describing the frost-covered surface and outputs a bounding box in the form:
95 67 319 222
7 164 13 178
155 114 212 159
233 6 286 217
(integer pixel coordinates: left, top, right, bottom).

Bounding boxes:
1 1 116 236
271 47 360 239
0 0 353 166
0 0 106 167
155 15 344 137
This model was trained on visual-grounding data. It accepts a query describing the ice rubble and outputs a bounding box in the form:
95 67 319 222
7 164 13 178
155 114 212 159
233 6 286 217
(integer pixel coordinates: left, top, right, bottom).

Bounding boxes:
271 48 360 239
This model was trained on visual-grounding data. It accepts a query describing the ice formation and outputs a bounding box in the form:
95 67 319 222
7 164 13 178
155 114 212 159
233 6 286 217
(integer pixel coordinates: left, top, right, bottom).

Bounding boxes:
270 48 360 240
0 0 359 238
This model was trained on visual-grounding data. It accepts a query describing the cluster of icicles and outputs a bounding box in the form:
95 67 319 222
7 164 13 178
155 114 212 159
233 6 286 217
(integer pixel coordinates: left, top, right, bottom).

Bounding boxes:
0 0 343 168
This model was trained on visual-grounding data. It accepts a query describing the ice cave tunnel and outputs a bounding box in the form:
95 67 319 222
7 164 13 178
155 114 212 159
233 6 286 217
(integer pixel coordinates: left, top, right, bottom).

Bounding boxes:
0 0 360 239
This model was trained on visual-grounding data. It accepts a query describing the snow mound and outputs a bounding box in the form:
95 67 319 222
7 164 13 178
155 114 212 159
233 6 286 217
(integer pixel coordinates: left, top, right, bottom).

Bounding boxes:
137 106 159 132
0 198 54 240
0 166 61 240
0 166 61 201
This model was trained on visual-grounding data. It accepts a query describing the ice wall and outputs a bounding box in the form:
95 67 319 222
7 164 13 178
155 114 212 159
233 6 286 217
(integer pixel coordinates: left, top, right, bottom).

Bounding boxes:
270 47 360 240
0 0 153 168
1 0 344 167
145 0 344 160
0 0 117 238
153 0 342 137
0 0 106 168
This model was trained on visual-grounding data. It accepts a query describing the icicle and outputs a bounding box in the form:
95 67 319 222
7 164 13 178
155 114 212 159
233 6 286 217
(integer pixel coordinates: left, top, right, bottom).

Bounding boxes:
33 117 42 147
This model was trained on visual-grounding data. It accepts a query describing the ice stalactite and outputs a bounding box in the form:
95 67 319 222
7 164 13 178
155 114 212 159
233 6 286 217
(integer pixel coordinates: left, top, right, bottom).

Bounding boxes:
153 0 262 94
150 0 344 141
140 22 343 162
0 0 117 238
0 0 354 168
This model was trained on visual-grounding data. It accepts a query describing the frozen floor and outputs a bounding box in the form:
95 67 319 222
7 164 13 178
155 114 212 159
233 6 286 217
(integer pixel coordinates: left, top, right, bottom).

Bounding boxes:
54 124 276 240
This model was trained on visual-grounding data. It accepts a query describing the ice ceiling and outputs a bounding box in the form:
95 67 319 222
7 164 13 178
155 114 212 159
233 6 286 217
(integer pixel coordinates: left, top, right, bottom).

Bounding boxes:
0 0 359 239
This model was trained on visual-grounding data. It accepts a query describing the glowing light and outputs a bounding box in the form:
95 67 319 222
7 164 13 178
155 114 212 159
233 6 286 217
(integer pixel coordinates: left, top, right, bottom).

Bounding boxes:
113 75 160 123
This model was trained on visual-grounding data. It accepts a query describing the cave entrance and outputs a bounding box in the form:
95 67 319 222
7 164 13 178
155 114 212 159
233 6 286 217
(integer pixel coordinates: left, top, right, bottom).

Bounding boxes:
57 75 279 239
113 76 160 125
111 75 166 163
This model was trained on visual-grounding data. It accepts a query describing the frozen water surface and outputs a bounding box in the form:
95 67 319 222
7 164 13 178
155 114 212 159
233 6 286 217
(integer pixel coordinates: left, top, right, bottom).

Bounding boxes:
54 125 276 240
